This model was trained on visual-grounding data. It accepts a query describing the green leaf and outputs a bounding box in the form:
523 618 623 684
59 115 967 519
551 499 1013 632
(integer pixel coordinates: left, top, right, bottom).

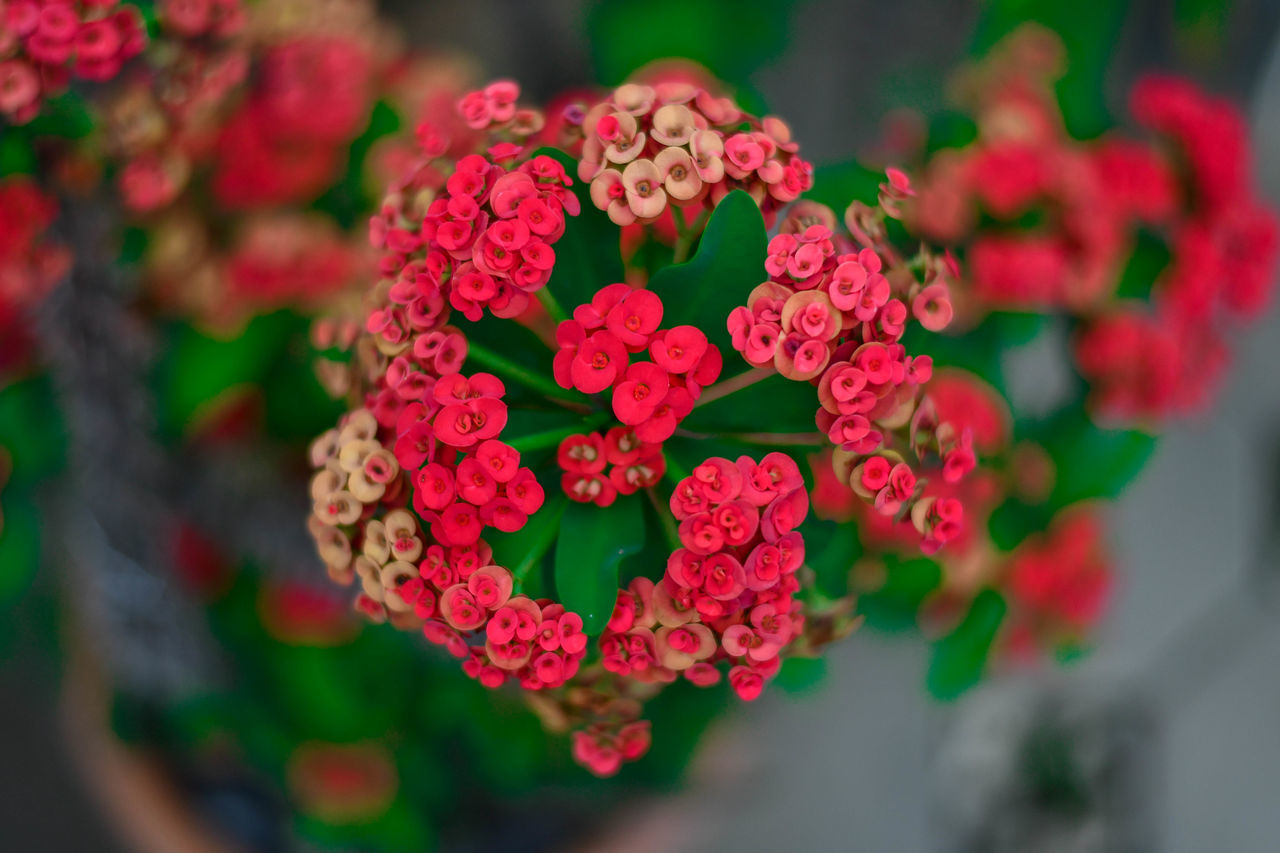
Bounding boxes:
0 498 40 602
1038 408 1156 508
0 378 65 483
1113 230 1171 301
856 554 943 633
987 498 1052 552
801 517 862 598
554 495 645 634
773 655 828 696
804 160 883 210
648 189 768 355
310 99 401 229
534 147 625 310
927 589 1007 700
156 311 298 436
926 110 980 153
971 0 1130 139
489 494 568 589
24 91 94 139
0 131 36 175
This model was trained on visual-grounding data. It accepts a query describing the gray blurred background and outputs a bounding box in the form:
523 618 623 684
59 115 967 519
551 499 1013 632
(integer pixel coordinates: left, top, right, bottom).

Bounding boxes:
4 0 1279 850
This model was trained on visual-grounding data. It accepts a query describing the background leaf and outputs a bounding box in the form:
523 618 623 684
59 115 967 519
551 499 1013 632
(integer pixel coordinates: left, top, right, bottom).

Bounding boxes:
554 496 646 634
857 555 944 633
647 189 768 355
534 147 625 310
927 589 1007 700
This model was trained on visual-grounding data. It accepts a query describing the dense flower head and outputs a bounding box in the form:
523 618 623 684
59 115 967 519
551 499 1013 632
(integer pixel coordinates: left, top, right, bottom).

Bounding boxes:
0 0 146 124
552 285 721 495
211 33 379 209
598 453 812 701
304 71 971 777
1000 506 1112 659
725 184 970 552
579 81 813 229
903 25 1278 423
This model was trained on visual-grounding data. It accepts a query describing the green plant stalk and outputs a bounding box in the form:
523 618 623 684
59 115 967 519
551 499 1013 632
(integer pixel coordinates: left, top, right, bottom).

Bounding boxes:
662 451 692 489
670 208 710 265
694 367 773 408
535 287 569 325
466 340 581 403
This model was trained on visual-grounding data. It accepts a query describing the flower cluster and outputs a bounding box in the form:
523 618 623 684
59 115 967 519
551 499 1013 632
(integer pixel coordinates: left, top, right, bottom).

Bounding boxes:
210 25 382 210
579 81 813 228
90 0 411 327
304 73 964 777
903 25 1278 422
308 408 587 692
103 0 247 212
557 425 666 507
727 194 970 552
571 720 651 778
369 148 578 334
553 285 721 442
0 0 145 124
0 176 70 373
1001 507 1111 659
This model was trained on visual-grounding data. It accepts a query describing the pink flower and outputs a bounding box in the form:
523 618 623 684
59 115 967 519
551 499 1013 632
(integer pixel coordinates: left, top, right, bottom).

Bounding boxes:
613 362 670 425
654 147 703 200
605 289 664 349
650 325 708 374
912 283 954 331
729 665 765 701
621 158 667 220
569 330 629 394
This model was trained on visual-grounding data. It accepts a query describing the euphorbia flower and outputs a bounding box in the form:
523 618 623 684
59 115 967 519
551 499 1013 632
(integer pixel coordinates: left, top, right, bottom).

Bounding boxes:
621 158 666 220
567 330 628 394
613 362 670 425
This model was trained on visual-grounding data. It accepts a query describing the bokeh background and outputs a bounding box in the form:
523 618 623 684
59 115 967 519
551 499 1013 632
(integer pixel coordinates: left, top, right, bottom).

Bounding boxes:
3 0 1279 850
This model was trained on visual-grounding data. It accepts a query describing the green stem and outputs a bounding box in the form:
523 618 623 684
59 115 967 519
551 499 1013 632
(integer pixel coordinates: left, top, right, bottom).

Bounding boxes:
536 287 569 325
694 367 773 408
670 208 709 265
507 413 611 455
466 340 580 403
645 486 682 551
662 451 691 488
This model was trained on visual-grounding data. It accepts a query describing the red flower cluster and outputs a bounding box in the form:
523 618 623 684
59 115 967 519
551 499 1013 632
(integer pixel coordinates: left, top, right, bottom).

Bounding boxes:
1071 78 1279 420
1001 507 1111 659
727 194 969 552
212 34 377 209
553 284 722 441
412 565 590 692
400 377 547 541
580 81 813 228
0 176 70 372
904 27 1278 422
369 150 577 338
0 0 145 124
557 426 666 507
104 0 247 212
572 720 651 778
223 215 362 311
616 455 807 694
